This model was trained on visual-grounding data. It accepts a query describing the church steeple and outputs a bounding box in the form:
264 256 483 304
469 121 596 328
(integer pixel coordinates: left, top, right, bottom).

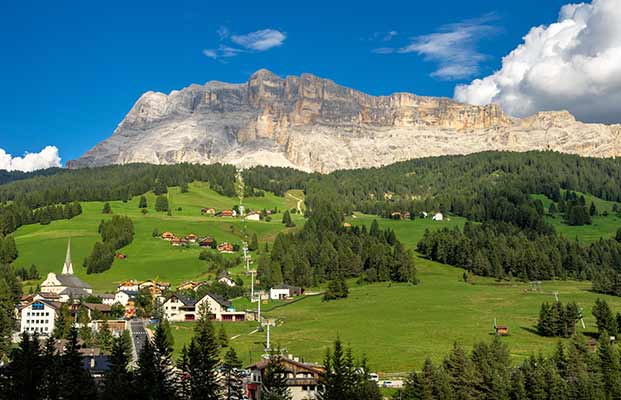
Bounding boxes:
61 239 73 275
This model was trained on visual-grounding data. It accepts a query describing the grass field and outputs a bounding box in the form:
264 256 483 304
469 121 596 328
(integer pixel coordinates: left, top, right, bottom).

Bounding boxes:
12 184 621 374
12 182 304 292
532 192 621 243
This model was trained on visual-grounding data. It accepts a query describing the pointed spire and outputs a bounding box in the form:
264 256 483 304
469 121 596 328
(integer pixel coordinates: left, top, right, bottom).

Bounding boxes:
61 239 73 275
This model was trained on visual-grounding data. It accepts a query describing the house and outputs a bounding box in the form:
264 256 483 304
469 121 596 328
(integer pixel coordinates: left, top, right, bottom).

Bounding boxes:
83 303 113 320
117 280 140 292
495 325 509 336
161 292 246 322
219 209 236 217
177 281 200 291
199 237 215 247
171 237 189 247
161 231 175 240
19 299 60 336
217 242 234 253
82 355 110 383
94 293 116 305
246 212 261 221
246 356 324 400
218 274 236 287
404 212 411 219
139 280 170 294
40 240 93 299
185 233 198 243
20 292 61 307
390 212 402 220
269 285 303 300
113 290 136 306
201 207 216 215
115 253 127 260
432 212 444 221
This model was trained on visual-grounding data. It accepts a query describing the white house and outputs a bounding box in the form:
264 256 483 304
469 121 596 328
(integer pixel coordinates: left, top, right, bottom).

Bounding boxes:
246 212 261 221
161 292 246 322
113 290 135 306
95 294 116 305
246 357 323 400
432 212 444 221
40 240 92 299
218 275 236 287
269 285 302 300
19 300 60 336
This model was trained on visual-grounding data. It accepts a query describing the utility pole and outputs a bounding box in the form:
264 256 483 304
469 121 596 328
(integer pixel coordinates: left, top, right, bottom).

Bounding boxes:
250 270 256 301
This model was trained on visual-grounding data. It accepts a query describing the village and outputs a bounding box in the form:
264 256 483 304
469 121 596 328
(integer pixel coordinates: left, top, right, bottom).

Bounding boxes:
13 238 321 399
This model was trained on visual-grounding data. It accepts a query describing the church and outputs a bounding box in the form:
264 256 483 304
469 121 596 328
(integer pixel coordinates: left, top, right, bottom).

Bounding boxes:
40 240 93 301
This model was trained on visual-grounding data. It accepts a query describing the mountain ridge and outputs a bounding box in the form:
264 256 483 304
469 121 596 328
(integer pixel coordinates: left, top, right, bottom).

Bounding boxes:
68 69 621 172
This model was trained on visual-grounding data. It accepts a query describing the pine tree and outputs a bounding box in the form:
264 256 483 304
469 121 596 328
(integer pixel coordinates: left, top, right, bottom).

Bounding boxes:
136 336 159 399
262 354 292 400
592 298 617 337
102 202 112 214
102 334 135 400
152 320 179 399
549 202 558 215
282 210 295 228
187 303 221 400
59 327 97 399
589 202 598 217
443 342 477 400
249 233 259 251
616 228 621 242
218 324 229 348
40 335 61 400
4 333 44 399
222 347 244 400
155 195 169 212
597 335 621 399
139 195 148 209
53 303 72 339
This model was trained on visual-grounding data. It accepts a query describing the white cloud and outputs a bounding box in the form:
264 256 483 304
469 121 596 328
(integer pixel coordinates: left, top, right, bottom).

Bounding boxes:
231 29 286 51
0 146 61 172
398 15 498 80
454 0 621 123
204 28 286 60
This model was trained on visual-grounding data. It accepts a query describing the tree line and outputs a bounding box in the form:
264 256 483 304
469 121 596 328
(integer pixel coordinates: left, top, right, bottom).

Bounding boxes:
84 215 135 274
416 221 621 292
257 196 416 289
0 201 82 235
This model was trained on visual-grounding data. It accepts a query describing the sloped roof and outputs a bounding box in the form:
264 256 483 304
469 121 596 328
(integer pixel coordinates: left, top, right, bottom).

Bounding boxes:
202 292 231 308
167 292 198 306
59 286 91 298
56 274 92 289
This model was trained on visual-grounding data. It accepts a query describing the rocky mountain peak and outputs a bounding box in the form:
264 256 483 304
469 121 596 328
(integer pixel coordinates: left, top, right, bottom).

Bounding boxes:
67 70 621 172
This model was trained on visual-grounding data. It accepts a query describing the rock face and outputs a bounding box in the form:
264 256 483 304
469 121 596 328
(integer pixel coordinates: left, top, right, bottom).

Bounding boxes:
68 69 621 172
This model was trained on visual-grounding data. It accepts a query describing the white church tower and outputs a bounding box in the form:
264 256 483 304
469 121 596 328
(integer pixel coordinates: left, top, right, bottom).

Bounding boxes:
61 239 73 275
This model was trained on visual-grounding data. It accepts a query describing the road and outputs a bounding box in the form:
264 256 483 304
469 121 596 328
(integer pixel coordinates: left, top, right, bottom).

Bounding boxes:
129 319 148 362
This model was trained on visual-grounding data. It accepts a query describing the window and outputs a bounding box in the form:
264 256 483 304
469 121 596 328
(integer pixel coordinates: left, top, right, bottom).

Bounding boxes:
32 302 44 311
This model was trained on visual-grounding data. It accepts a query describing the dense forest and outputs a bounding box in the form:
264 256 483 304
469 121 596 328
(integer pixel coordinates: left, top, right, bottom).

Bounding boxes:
257 195 417 288
84 215 135 274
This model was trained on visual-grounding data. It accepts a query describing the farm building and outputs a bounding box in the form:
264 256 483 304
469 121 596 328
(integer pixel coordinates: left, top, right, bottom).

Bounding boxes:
115 253 126 260
201 207 216 215
171 237 189 247
161 231 175 240
246 212 261 221
117 280 139 292
219 209 236 217
432 212 444 221
390 212 402 220
495 325 509 336
185 233 198 243
270 285 303 300
217 242 234 253
199 237 215 247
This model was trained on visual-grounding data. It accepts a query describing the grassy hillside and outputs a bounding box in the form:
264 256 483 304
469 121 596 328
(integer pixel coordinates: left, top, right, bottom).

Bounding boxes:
532 192 621 243
12 182 303 292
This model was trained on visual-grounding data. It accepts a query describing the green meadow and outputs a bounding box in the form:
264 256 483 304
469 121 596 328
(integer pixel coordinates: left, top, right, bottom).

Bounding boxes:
12 182 304 292
11 183 621 373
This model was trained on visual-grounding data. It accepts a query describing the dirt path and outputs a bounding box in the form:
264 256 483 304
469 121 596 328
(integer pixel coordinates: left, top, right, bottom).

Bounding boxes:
287 192 304 213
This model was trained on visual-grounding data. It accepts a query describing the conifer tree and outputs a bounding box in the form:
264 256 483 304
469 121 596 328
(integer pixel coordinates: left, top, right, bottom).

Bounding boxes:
59 327 97 399
443 342 477 399
186 303 221 400
152 320 179 399
593 298 617 337
40 335 61 400
139 195 148 209
222 347 244 400
282 210 295 228
102 202 112 214
262 354 292 400
218 324 229 348
249 233 259 251
102 334 135 400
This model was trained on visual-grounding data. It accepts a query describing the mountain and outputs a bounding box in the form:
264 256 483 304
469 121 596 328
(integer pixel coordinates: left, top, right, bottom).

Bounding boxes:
68 69 621 172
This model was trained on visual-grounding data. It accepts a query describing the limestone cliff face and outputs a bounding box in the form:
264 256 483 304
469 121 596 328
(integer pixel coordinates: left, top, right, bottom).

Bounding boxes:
68 69 621 172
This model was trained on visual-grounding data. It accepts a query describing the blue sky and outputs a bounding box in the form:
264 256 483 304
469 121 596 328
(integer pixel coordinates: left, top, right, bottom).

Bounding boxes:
2 0 615 169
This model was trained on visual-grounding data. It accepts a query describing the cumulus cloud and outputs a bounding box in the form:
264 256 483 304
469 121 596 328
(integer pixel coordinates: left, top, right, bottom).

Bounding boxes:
204 28 286 60
454 0 621 123
231 29 286 51
0 146 61 172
